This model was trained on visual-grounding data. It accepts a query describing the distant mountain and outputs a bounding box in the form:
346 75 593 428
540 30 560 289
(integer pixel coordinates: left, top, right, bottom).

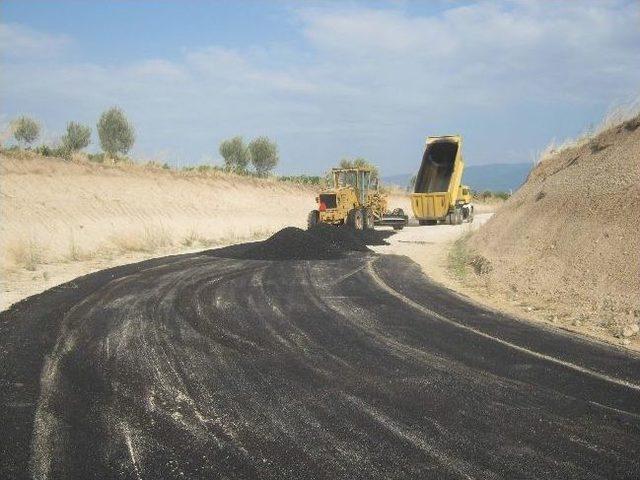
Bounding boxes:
382 163 532 193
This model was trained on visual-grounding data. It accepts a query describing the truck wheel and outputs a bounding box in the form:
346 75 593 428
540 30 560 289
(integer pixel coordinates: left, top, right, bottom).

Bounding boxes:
347 208 364 230
307 210 319 230
364 208 375 230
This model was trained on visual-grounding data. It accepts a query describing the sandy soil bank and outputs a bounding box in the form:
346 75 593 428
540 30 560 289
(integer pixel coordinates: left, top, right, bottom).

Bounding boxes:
467 115 640 350
0 152 316 310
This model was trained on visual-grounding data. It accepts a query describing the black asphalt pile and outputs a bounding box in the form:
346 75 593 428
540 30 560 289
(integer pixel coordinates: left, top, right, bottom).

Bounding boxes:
241 227 340 260
307 224 371 253
209 225 393 261
239 225 371 260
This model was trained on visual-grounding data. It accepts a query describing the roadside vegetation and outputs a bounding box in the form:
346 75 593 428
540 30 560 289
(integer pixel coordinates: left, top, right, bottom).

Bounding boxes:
2 111 394 191
13 116 40 147
1 110 316 185
447 233 493 281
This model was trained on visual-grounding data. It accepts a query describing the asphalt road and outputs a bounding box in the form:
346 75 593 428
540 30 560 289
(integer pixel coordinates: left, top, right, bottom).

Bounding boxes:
1 228 639 479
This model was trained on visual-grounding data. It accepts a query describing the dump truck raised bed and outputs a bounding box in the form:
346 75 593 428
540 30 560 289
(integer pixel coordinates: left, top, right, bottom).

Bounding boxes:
411 135 474 225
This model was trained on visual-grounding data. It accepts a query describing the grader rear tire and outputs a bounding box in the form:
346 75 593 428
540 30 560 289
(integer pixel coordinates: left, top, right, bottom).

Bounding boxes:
347 208 365 231
364 208 375 230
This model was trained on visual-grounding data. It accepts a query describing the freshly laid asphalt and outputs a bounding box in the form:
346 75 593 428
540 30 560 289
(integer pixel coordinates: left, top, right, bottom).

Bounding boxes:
1 227 639 479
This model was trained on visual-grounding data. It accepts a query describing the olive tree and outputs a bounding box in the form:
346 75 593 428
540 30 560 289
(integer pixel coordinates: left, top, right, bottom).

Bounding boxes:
62 121 91 152
97 107 135 157
13 116 40 147
249 136 278 176
219 136 249 173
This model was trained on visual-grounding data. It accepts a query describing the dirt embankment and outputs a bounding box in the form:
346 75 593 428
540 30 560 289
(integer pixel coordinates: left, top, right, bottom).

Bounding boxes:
0 152 316 309
462 115 640 347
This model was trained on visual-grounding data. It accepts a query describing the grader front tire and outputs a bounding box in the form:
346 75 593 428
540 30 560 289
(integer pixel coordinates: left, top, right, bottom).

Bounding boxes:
307 210 320 230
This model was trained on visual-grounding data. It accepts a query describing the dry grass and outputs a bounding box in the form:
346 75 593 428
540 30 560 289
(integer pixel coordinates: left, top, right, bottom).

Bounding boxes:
0 151 317 309
110 225 171 254
537 96 640 164
6 239 45 271
180 229 208 248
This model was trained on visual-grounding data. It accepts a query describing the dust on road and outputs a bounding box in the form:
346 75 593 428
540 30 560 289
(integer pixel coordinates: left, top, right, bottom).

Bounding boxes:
1 226 639 479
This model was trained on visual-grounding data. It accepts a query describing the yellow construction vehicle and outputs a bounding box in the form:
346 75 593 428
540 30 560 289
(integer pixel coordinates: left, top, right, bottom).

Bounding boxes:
411 135 474 225
308 167 408 230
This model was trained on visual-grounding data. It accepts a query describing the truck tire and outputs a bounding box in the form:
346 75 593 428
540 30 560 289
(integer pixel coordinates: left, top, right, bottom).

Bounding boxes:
347 208 364 230
419 219 437 226
307 210 319 230
364 208 375 230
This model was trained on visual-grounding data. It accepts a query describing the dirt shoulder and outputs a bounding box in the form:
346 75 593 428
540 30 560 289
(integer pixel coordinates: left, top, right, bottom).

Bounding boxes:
370 214 493 288
371 214 640 353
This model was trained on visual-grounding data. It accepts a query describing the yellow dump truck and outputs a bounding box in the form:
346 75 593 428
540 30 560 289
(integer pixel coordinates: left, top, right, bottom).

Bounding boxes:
411 135 474 225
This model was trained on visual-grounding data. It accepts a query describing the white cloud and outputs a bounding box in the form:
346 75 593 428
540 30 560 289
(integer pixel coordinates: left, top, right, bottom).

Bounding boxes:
0 22 71 59
1 1 638 173
299 1 640 105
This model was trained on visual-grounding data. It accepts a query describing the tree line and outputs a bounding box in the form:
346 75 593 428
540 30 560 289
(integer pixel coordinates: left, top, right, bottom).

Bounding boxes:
218 136 279 176
11 107 134 159
8 109 281 176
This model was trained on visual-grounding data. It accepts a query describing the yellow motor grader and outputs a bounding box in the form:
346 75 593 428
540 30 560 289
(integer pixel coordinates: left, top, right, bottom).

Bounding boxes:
307 167 408 230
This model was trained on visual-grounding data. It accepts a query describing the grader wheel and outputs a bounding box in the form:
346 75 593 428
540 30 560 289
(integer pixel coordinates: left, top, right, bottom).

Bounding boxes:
307 210 319 229
347 208 365 230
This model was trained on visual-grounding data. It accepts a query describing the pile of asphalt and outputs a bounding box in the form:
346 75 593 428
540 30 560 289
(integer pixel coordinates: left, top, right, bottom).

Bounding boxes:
208 224 396 261
239 225 371 260
308 224 371 253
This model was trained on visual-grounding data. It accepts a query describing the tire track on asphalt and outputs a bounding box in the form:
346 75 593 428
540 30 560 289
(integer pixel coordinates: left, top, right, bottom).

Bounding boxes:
366 257 640 397
3 227 640 479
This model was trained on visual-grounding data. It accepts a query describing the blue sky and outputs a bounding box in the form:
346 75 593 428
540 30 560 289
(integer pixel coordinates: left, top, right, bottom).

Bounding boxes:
1 1 638 175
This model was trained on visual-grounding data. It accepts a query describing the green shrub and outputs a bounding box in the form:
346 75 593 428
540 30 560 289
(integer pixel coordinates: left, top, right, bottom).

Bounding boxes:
219 136 250 173
13 116 40 147
34 145 67 158
278 175 322 185
474 190 511 201
249 136 279 176
87 152 106 163
62 121 91 152
97 107 135 157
